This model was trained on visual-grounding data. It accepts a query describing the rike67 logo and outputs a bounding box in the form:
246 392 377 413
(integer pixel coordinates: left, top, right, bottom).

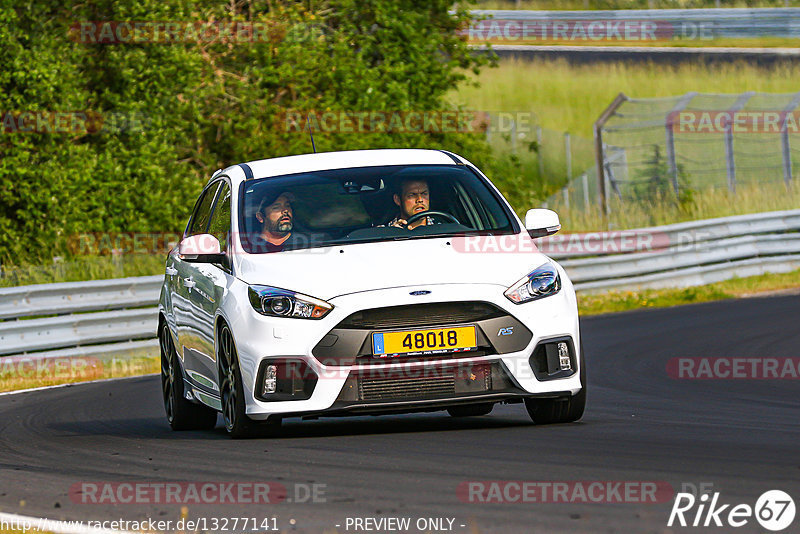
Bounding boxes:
668 490 795 531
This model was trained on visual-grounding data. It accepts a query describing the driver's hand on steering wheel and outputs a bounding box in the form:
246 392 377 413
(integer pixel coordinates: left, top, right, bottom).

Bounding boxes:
389 219 408 228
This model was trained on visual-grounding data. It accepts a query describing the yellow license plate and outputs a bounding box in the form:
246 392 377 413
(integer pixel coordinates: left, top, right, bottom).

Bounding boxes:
372 326 477 357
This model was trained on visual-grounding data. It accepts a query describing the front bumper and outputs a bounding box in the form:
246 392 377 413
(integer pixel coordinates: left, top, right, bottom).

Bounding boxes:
226 283 581 420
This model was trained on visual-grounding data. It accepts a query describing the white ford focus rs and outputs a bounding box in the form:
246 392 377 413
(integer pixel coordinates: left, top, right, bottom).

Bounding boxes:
158 149 585 438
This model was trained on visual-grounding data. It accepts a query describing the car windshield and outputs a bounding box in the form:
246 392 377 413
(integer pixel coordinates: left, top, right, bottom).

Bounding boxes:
238 164 517 253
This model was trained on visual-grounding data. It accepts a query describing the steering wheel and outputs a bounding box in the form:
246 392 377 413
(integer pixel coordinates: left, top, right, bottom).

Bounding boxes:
406 210 460 226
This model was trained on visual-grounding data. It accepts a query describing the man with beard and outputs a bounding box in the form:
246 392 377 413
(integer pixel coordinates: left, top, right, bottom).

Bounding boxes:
252 191 296 253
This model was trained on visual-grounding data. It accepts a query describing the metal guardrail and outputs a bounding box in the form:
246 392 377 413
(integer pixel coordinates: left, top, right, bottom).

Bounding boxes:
574 254 800 292
1 210 799 359
545 209 800 291
0 276 162 360
0 308 158 356
0 275 162 321
545 209 800 258
472 8 800 39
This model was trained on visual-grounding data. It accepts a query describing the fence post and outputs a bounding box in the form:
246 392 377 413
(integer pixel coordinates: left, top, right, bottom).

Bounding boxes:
665 92 696 194
724 92 755 193
781 92 800 187
582 173 590 211
594 93 628 215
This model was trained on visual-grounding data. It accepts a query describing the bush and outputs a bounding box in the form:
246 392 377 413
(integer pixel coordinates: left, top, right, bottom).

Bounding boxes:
0 0 495 266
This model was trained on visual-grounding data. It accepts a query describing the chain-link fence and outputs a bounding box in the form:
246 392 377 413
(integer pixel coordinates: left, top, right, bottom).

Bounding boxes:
547 91 800 219
482 114 595 213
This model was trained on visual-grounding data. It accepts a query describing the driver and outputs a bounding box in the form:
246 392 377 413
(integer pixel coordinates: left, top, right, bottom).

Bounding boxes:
387 179 436 230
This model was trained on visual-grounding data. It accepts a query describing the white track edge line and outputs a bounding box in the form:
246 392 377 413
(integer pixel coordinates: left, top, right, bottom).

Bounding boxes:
0 374 158 397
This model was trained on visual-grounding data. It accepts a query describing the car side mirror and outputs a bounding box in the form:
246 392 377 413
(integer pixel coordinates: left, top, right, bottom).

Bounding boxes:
525 209 561 238
179 234 227 265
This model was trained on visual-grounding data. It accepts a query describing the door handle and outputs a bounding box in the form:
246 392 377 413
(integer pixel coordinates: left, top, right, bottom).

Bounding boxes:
183 277 196 289
166 266 178 276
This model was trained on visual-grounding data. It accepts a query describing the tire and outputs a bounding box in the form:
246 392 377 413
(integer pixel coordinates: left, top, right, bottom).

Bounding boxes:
524 349 586 425
447 403 494 417
218 324 280 439
159 320 218 431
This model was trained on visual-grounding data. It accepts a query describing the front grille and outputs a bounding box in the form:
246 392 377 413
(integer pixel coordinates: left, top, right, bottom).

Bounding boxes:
338 301 504 330
359 374 456 401
356 364 492 402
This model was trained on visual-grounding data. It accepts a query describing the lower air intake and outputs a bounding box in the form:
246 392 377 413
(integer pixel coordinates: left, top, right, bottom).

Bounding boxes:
356 364 492 402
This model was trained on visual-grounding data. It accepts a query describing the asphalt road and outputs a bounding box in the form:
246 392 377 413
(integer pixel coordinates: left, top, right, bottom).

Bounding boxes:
1 295 799 534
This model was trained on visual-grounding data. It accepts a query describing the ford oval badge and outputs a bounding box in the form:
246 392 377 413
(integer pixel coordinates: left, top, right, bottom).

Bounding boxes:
409 290 431 296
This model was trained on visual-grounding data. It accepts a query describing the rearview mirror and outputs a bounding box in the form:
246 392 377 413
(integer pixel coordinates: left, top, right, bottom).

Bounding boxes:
525 209 561 238
179 234 227 264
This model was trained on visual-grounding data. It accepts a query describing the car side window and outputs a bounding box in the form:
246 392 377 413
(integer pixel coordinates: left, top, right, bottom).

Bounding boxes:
207 182 231 252
187 182 222 237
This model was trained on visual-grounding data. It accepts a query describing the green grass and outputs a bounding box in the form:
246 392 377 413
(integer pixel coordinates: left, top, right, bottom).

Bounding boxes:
0 351 159 393
555 182 800 232
0 254 165 287
578 267 800 315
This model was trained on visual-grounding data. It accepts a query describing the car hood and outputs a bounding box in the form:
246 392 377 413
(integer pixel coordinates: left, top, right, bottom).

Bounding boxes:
235 236 550 301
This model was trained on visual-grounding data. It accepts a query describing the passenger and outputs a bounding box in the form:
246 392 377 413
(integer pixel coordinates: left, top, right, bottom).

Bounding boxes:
252 191 295 253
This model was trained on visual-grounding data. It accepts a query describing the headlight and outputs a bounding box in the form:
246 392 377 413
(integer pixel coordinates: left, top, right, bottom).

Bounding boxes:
504 262 561 304
248 285 333 319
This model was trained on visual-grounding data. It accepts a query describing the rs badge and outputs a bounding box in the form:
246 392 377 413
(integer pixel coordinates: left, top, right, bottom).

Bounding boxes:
497 327 514 336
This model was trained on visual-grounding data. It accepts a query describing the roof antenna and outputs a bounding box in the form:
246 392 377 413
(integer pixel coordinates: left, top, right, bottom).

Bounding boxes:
305 114 317 153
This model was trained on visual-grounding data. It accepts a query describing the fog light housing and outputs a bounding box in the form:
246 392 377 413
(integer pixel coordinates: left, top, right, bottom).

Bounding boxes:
263 364 277 395
558 342 572 371
255 359 318 401
529 337 577 381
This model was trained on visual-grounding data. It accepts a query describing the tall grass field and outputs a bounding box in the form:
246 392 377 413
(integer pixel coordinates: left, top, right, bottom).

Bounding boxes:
453 58 800 137
451 58 800 230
